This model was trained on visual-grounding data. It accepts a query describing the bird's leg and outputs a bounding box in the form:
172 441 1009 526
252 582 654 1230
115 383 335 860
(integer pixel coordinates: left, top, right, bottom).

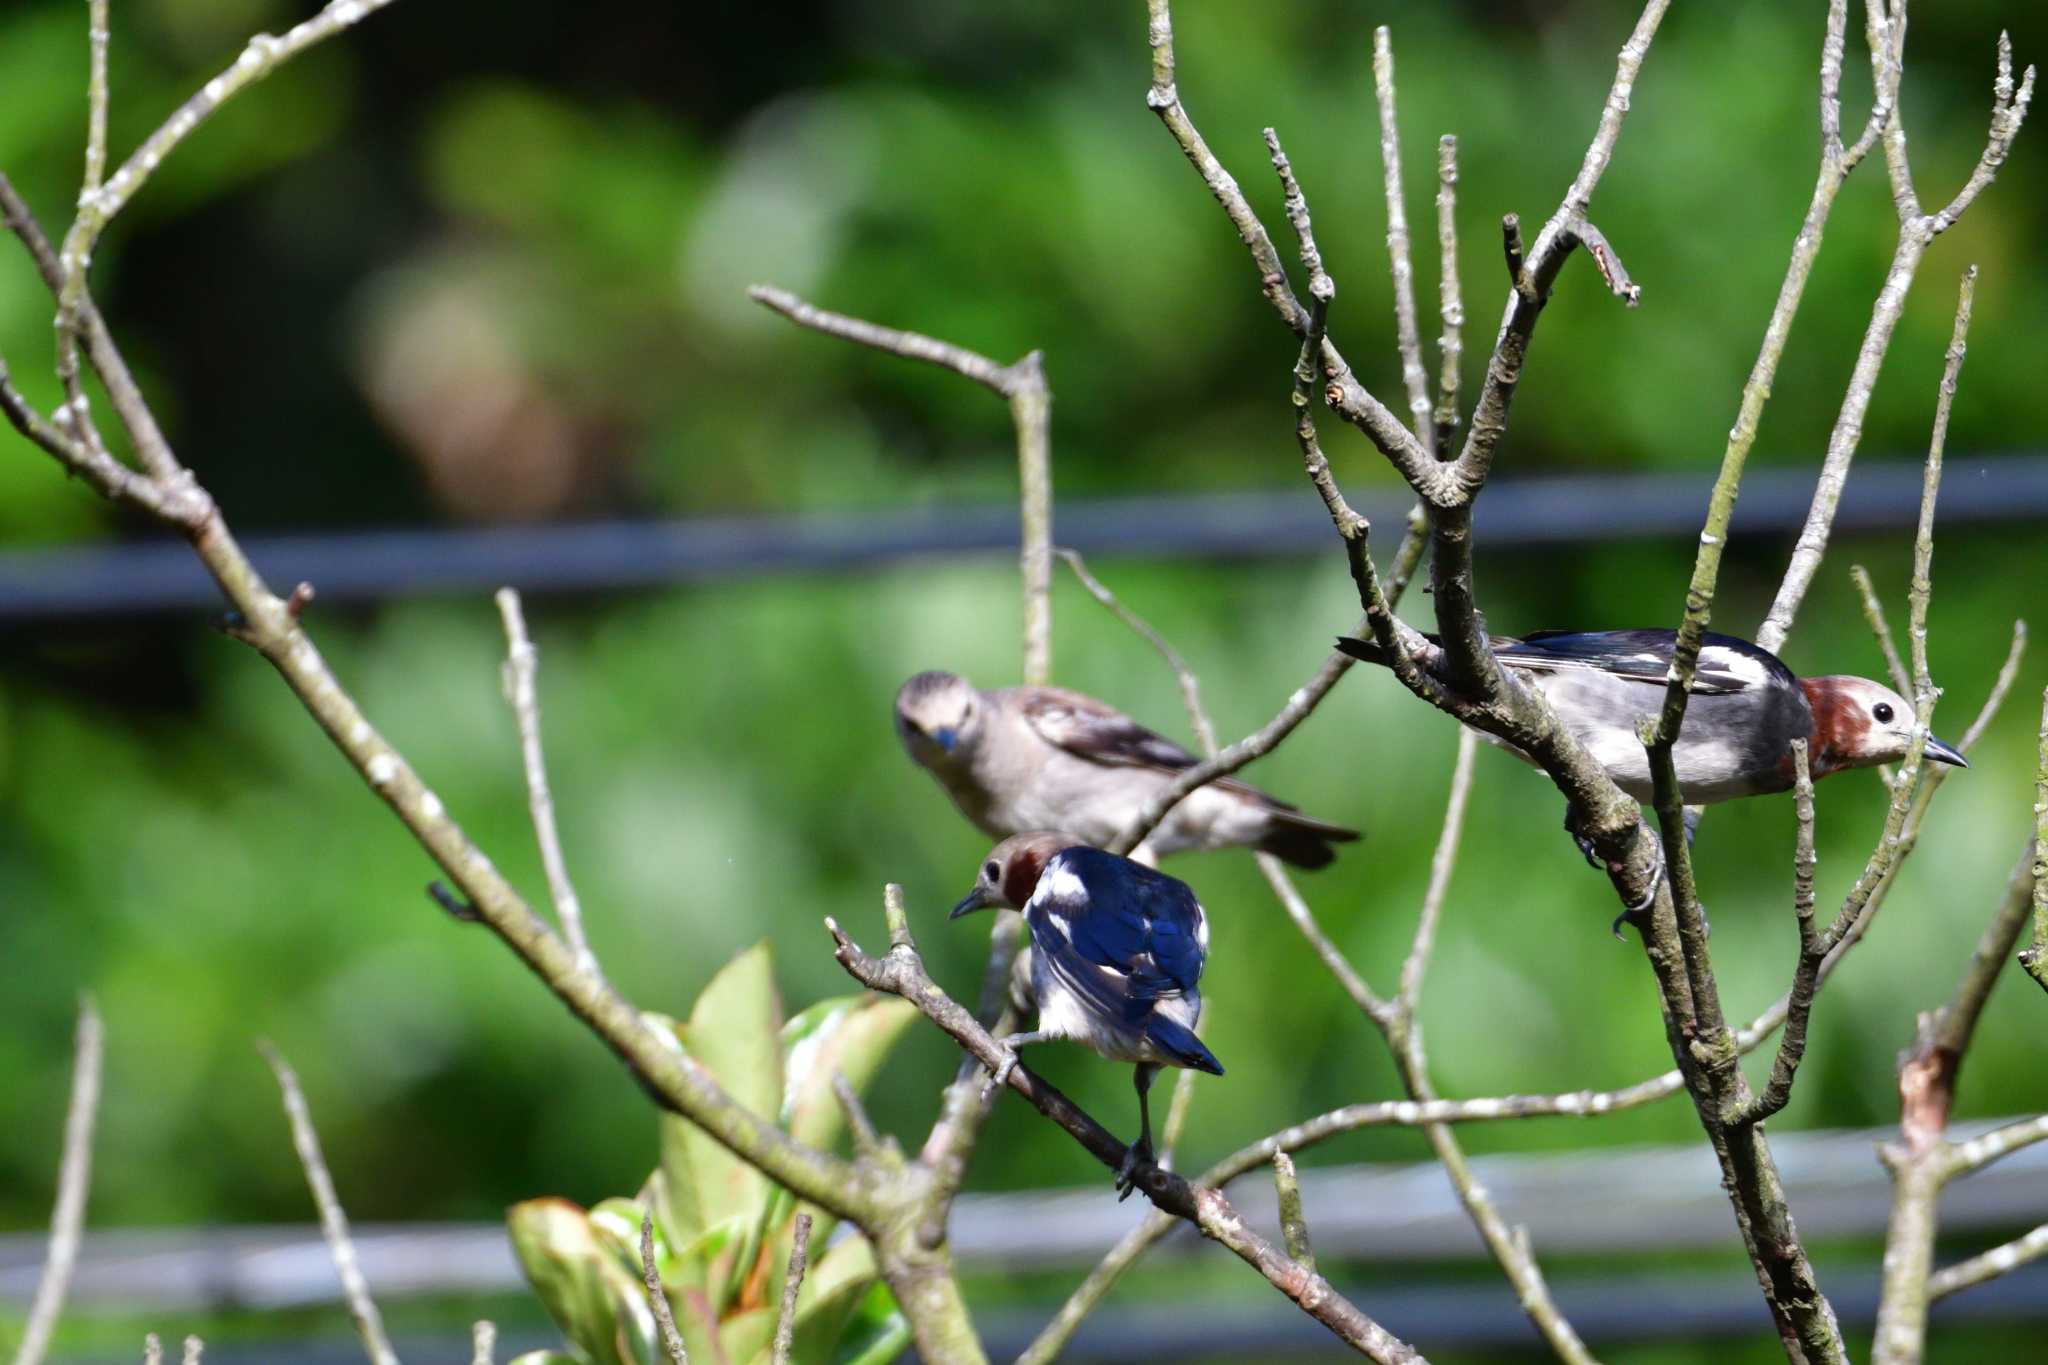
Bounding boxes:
982 1030 1048 1100
1115 1063 1162 1201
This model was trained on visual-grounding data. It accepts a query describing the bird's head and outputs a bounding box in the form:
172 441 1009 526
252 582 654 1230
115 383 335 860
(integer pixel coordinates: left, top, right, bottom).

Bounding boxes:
894 670 982 765
1801 675 1967 776
951 832 1075 918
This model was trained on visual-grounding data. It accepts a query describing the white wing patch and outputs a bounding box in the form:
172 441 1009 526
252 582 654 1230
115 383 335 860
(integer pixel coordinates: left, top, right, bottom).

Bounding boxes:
1034 858 1091 915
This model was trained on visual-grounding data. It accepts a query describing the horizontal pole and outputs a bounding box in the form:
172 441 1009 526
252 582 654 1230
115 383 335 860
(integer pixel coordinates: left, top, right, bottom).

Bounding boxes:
2 453 2045 624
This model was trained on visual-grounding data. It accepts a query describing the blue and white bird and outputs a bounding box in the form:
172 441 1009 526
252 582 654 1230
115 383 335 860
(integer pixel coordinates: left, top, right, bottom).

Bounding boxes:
950 832 1224 1197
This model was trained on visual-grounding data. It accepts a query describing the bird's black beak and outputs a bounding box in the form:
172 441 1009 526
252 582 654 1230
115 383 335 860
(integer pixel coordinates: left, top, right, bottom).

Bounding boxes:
950 885 994 919
1924 736 1968 769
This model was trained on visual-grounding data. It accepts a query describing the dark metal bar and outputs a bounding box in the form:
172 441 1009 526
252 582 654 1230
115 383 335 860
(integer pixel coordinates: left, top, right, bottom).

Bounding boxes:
0 453 2043 625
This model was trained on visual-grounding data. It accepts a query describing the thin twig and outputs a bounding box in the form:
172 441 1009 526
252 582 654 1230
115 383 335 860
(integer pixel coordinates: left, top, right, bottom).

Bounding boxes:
641 1206 689 1365
496 589 597 978
258 1042 398 1365
83 0 109 197
1398 728 1477 1009
181 1338 201 1365
1761 26 2031 653
748 284 1053 685
1372 26 1433 449
770 1213 813 1365
1057 550 1214 753
12 998 102 1365
142 1335 162 1365
1271 1152 1314 1273
1947 1113 2048 1175
1928 1222 2048 1302
2027 687 2048 991
1433 135 1463 455
469 1321 496 1365
1849 565 1914 696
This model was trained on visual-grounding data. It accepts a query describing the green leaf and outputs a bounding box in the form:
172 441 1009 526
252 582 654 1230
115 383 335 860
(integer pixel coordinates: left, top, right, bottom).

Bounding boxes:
831 1283 911 1365
506 1198 661 1365
780 994 918 1153
719 1305 776 1364
658 942 785 1310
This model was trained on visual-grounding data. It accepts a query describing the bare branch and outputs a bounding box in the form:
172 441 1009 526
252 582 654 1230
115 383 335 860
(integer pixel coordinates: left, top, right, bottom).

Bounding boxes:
1959 620 2026 753
143 1335 162 1365
83 0 108 197
1928 1222 2048 1302
1432 135 1463 455
469 1321 495 1365
1850 565 1914 696
1948 1113 2048 1176
181 1338 201 1365
1736 741 1820 1125
1057 550 1214 754
257 1042 398 1365
2028 688 2048 992
1761 28 2030 653
497 588 598 979
68 0 402 260
1371 27 1432 448
749 285 1051 685
641 1206 689 1365
1652 0 1890 747
770 1213 813 1365
12 998 102 1365
1398 728 1478 1010
1271 1152 1314 1273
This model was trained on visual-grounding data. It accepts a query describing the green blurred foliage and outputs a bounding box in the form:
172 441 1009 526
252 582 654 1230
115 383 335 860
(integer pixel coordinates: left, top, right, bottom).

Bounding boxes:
2 0 2046 1359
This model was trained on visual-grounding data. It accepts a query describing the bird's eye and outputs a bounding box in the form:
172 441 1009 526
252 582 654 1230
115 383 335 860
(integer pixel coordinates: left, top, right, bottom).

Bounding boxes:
984 861 1000 881
1873 702 1895 723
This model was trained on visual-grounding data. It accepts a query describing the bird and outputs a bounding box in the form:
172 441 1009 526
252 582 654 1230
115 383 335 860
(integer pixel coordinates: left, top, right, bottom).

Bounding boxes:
894 670 1360 868
951 831 1223 1198
1334 628 1966 805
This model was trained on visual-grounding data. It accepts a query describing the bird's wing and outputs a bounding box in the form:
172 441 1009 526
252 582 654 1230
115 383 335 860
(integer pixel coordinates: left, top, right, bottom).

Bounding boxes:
1025 848 1206 1025
1015 687 1288 805
1496 629 1784 696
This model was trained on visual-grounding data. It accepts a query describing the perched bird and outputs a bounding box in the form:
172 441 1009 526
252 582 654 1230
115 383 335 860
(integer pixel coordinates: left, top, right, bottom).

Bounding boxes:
951 832 1223 1197
895 671 1359 868
1334 628 1967 804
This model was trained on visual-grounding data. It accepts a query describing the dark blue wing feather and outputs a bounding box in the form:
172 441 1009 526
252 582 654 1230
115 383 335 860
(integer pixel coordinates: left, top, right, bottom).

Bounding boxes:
1501 629 1795 695
1026 847 1206 1025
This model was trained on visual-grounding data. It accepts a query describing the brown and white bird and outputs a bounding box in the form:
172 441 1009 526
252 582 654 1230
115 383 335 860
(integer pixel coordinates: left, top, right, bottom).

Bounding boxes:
894 671 1359 867
951 832 1223 1198
1335 628 1966 804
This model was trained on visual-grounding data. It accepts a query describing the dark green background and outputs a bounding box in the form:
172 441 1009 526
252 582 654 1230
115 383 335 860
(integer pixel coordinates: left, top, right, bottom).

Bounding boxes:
2 1 2044 1360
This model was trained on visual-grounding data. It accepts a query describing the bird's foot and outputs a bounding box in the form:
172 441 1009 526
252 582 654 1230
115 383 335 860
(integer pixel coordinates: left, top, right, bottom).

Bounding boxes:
1608 844 1668 939
980 1046 1019 1102
1114 1136 1156 1202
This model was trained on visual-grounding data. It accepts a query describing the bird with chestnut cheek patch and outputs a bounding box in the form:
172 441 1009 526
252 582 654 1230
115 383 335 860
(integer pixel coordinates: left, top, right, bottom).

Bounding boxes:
951 832 1222 1199
1335 628 1966 807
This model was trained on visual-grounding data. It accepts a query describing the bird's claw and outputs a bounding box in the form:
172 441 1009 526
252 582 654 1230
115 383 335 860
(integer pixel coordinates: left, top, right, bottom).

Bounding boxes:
1114 1137 1155 1202
981 1047 1019 1102
1608 847 1668 938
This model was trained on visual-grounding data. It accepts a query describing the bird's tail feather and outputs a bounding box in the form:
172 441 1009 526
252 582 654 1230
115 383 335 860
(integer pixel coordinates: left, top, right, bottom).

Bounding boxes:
1258 809 1361 870
1147 1016 1224 1075
1333 635 1388 666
